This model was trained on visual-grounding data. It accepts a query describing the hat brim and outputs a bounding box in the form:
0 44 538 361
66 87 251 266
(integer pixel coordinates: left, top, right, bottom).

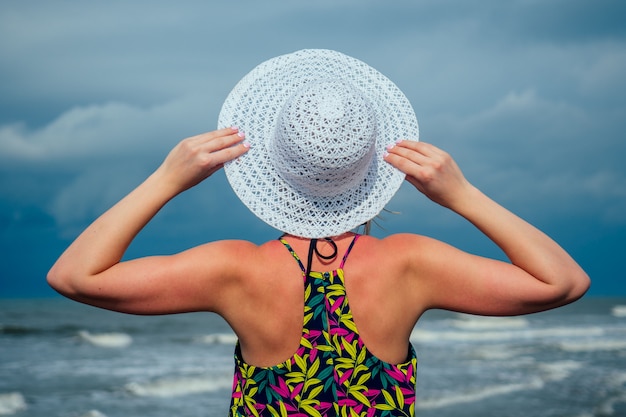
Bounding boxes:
218 49 419 238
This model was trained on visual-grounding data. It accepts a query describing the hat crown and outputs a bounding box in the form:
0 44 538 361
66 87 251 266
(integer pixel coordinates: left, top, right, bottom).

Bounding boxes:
270 80 378 198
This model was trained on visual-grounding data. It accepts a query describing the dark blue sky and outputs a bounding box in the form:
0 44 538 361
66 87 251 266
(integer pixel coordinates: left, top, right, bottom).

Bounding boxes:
1 0 625 298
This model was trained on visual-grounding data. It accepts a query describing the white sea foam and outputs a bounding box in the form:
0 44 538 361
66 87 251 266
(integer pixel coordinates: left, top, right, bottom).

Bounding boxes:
411 326 605 343
558 339 626 352
608 372 626 387
611 305 626 317
0 392 27 415
594 393 626 416
598 373 626 415
125 375 232 397
78 411 107 417
538 360 583 382
416 357 582 411
416 378 544 409
469 344 535 360
78 330 133 348
197 332 238 345
449 314 529 330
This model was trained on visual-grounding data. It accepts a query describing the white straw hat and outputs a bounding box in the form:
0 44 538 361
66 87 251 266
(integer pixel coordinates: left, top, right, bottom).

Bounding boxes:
218 49 419 238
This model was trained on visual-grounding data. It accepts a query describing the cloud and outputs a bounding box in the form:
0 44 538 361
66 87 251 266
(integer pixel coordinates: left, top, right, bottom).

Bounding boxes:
0 93 218 164
2 0 625 234
577 43 626 99
47 165 147 238
408 83 626 226
0 90 226 238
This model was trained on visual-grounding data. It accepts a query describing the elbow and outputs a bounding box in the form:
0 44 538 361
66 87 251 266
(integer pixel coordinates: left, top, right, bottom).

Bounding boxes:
524 271 590 314
554 269 591 307
47 263 79 298
47 265 66 295
569 270 591 301
531 268 591 312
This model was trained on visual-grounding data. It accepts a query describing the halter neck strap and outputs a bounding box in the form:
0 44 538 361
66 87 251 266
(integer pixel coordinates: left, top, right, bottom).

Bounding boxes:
305 238 338 278
278 234 361 277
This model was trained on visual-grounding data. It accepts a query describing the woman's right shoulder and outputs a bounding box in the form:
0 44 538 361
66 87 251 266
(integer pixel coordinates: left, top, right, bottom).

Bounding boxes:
184 238 290 293
196 238 291 272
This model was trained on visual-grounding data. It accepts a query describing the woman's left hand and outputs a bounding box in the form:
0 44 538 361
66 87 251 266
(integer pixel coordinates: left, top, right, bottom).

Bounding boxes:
47 127 250 312
384 140 471 211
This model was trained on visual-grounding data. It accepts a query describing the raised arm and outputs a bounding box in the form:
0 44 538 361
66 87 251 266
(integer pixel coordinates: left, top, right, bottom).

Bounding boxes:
47 127 250 314
384 141 590 316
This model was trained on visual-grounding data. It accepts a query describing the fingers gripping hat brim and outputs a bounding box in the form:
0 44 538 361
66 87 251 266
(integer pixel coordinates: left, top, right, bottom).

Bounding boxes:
218 49 419 238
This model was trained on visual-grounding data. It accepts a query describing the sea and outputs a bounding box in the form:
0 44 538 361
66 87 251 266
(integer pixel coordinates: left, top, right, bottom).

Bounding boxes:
1 297 625 417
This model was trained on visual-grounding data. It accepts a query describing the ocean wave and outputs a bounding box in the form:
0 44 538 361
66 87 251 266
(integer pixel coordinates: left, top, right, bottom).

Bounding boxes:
448 314 529 330
587 372 626 416
77 330 133 348
0 324 37 336
469 344 536 360
611 305 626 318
78 411 107 417
125 375 232 397
0 392 27 415
196 333 238 345
558 339 626 352
416 378 544 409
608 372 626 387
538 360 583 382
594 393 626 416
411 326 605 343
415 360 582 410
0 323 83 336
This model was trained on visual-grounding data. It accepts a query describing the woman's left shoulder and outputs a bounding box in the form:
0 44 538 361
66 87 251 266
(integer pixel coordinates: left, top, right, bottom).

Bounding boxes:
374 233 438 252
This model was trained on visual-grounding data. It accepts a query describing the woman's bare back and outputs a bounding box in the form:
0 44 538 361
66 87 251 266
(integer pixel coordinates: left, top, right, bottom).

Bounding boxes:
225 234 420 367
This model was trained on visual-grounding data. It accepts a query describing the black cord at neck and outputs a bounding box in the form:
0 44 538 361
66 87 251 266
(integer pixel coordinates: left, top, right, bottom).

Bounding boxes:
305 238 338 277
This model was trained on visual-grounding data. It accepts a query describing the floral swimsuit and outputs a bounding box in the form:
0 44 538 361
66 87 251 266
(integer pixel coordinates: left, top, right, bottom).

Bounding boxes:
229 234 418 417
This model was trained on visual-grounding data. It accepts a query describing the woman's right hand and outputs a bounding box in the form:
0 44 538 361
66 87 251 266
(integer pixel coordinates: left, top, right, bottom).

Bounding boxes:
157 127 249 195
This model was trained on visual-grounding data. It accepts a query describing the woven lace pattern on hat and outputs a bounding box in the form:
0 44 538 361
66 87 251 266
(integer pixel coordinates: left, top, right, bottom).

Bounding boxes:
270 80 378 199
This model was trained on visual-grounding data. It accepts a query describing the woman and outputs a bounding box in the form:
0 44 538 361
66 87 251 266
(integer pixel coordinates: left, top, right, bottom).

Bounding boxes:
48 50 589 416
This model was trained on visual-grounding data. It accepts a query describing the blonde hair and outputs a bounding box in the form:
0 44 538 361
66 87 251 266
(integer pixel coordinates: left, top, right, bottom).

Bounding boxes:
358 208 399 236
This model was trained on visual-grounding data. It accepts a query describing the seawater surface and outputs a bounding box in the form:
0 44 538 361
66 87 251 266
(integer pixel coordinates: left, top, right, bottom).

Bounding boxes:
1 297 625 417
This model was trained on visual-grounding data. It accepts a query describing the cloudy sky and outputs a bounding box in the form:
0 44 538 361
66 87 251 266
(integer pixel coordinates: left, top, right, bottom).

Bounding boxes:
1 0 624 298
